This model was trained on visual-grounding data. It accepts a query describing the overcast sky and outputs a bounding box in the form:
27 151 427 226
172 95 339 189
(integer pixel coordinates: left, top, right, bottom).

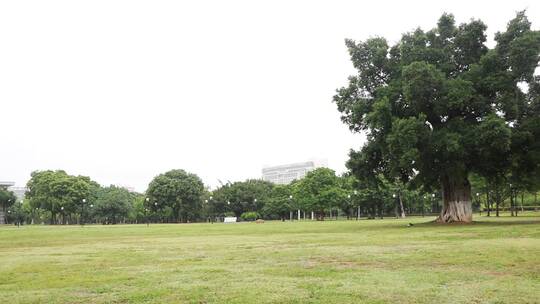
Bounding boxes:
1 1 538 192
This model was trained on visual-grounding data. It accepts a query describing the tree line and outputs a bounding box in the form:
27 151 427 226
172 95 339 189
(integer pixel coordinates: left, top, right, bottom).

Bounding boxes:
2 12 539 226
0 168 445 225
1 166 538 226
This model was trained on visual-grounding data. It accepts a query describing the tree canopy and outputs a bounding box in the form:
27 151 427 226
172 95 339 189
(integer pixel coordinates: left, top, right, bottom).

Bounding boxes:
26 170 99 224
94 185 134 224
334 12 540 223
146 169 205 223
293 168 348 220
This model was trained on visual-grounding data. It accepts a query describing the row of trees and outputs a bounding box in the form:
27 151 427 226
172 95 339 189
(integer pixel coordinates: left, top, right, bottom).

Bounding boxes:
0 170 141 225
2 167 447 226
2 166 537 226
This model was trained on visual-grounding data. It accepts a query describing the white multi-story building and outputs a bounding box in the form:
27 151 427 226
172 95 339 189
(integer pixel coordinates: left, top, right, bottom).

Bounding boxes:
8 187 27 201
262 160 327 185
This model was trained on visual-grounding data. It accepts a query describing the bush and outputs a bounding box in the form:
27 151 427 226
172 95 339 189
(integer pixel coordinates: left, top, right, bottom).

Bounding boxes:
240 212 260 221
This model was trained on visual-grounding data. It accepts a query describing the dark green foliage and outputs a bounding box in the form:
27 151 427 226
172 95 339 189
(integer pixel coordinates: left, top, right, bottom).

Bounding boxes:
94 186 134 224
334 12 540 222
0 188 17 213
210 179 274 217
262 184 291 220
240 211 260 221
146 169 205 223
26 170 99 224
293 168 347 220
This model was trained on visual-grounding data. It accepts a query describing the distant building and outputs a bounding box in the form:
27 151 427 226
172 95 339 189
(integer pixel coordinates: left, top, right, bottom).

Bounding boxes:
0 181 15 190
115 184 136 193
1 182 27 201
8 187 27 201
262 160 327 185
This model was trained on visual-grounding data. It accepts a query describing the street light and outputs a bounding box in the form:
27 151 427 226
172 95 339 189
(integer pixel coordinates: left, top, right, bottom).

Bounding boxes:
154 201 159 223
208 196 214 224
476 193 481 216
288 195 293 221
81 198 87 227
145 198 150 226
353 190 360 220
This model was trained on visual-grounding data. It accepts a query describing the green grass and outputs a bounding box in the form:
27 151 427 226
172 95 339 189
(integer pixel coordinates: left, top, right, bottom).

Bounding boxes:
1 216 540 304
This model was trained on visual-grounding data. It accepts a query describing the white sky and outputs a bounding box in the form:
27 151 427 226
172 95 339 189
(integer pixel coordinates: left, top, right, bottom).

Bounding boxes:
1 0 538 192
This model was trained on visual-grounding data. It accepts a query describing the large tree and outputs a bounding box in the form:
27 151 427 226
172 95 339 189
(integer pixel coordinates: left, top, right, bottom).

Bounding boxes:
94 185 134 224
26 170 99 224
210 179 274 217
293 168 347 220
262 184 292 220
146 169 205 223
334 12 540 223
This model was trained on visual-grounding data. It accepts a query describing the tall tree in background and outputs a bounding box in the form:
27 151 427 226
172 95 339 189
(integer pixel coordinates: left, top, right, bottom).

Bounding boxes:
146 169 205 223
294 168 347 220
334 12 540 223
262 184 292 220
94 185 134 224
26 170 98 224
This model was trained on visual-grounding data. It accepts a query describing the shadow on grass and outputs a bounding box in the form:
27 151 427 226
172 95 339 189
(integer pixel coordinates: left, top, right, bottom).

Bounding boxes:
412 218 540 228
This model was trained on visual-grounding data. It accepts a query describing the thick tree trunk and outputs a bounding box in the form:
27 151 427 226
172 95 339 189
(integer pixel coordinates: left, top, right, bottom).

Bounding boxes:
437 175 473 223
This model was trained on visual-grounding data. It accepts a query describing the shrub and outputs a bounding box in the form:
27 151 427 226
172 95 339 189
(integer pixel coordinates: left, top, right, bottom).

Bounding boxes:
240 212 260 221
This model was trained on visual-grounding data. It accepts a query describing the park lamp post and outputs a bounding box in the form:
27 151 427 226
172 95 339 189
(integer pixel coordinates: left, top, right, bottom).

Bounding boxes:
145 198 150 226
347 194 351 220
60 206 65 225
209 196 214 223
89 203 93 224
7 210 12 226
423 195 428 217
205 199 208 222
392 194 398 218
81 198 87 227
476 192 481 216
154 201 159 224
354 190 360 220
289 195 293 221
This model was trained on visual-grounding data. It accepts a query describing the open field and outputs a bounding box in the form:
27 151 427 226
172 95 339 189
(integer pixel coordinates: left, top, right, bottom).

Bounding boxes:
1 216 540 304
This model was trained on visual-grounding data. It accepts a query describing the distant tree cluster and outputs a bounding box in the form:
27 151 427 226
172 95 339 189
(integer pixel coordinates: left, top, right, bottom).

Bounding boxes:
3 167 443 225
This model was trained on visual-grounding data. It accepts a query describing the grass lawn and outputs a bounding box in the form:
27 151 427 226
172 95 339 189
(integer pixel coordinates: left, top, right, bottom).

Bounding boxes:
1 216 540 304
